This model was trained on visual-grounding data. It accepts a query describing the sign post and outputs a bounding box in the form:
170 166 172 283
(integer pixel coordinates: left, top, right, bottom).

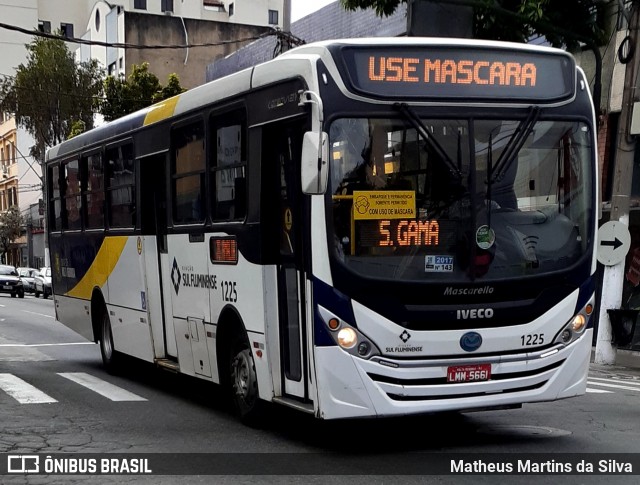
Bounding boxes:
596 221 632 365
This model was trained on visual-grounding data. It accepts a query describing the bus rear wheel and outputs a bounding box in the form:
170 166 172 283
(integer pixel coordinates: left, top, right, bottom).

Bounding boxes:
99 310 121 374
229 340 263 424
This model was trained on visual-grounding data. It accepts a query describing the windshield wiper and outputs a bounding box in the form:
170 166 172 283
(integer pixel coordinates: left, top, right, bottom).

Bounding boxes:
394 103 462 180
490 106 540 184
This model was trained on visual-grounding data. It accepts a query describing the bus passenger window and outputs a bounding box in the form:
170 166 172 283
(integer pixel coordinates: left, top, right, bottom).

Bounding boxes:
172 122 205 224
48 165 62 231
85 153 105 229
63 159 82 230
106 143 135 228
211 109 247 221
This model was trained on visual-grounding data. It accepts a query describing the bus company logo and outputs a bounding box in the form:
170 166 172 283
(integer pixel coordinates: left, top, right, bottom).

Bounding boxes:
443 286 494 296
385 330 423 353
460 332 483 352
170 258 182 295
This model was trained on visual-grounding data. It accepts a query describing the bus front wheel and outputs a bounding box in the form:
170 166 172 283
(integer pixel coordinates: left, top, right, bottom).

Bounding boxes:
229 340 263 424
99 310 121 374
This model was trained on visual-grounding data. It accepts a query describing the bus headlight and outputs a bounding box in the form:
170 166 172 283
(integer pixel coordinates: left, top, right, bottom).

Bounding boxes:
553 295 594 346
318 305 380 359
337 328 357 349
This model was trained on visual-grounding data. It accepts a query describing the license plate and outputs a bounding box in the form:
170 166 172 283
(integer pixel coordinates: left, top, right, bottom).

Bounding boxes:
3 285 11 290
447 364 491 383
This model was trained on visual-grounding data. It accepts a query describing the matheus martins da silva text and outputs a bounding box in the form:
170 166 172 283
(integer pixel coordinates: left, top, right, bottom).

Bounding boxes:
451 459 633 473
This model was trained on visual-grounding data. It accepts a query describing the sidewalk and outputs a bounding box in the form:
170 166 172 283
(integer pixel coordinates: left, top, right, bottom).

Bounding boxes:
590 348 640 376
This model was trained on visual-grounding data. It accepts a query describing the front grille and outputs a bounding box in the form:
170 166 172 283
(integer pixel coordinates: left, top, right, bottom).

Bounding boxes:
367 359 565 386
387 382 547 401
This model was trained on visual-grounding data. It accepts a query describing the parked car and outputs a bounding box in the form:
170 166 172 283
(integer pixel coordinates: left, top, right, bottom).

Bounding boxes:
34 267 52 298
17 267 37 293
0 264 25 298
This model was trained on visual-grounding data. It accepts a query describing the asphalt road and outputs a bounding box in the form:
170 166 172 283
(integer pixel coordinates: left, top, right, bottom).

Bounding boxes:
1 293 640 484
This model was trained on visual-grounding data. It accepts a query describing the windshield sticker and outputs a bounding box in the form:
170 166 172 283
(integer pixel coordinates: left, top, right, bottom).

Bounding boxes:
352 190 416 220
476 225 496 249
425 255 454 272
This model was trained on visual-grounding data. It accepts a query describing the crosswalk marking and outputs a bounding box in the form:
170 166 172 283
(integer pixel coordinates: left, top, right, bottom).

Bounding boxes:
587 374 640 394
0 374 57 404
586 387 613 394
58 372 147 402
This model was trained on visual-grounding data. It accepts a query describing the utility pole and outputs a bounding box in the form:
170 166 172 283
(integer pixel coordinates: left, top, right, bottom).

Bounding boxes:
595 0 640 364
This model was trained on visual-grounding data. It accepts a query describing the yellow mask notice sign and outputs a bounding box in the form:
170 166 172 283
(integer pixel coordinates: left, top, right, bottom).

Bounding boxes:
352 191 416 220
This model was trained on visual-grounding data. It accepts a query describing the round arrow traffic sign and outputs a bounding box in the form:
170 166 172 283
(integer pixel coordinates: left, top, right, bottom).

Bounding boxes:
597 220 631 266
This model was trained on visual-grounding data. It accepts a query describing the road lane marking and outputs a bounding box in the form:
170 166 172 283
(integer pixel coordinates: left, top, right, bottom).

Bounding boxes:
589 376 640 385
58 372 147 402
0 374 57 404
585 380 640 392
0 342 94 347
586 387 613 394
22 310 55 319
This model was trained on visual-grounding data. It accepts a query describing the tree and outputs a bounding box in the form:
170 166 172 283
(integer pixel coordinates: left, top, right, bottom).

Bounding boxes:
100 63 186 122
340 0 609 49
0 35 103 163
0 207 23 264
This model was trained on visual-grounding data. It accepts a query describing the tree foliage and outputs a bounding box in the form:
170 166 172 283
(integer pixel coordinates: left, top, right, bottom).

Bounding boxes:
100 63 186 122
340 0 610 49
0 206 23 264
0 35 103 163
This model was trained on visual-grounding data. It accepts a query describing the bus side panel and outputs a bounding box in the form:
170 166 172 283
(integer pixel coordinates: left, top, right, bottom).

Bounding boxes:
208 242 272 398
54 295 95 342
106 236 154 362
141 236 167 359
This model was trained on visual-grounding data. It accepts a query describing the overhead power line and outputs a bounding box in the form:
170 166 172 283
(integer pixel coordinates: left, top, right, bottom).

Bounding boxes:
0 21 305 50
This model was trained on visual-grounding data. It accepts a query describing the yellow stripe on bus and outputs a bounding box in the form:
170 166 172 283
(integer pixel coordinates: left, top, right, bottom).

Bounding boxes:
65 237 128 300
143 95 180 126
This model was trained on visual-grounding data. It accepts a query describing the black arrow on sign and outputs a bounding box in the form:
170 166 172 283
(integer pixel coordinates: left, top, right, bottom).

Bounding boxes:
601 237 623 250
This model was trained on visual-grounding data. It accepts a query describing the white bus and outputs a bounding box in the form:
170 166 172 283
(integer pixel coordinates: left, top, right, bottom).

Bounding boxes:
45 38 598 423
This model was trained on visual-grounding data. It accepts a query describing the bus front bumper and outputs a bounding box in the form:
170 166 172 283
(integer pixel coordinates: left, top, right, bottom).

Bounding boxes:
313 329 592 420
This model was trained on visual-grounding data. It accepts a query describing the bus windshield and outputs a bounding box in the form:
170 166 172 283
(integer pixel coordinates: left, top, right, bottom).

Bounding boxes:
329 116 593 282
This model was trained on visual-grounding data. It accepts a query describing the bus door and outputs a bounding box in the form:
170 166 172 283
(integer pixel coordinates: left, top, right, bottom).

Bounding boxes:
138 153 177 359
264 120 309 400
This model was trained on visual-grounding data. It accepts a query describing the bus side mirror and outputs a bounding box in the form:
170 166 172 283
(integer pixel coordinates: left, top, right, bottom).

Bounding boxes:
301 131 328 195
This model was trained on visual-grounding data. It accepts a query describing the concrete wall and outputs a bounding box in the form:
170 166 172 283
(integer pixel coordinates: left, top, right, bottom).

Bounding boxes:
125 12 273 88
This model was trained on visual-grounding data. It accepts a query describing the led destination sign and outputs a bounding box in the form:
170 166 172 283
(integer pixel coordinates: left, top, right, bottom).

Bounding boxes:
339 46 575 102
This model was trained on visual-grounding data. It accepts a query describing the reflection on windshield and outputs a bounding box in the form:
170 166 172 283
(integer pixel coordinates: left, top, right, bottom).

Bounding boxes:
329 117 592 282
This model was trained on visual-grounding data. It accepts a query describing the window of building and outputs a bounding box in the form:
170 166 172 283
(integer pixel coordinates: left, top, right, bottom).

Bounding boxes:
108 62 117 76
134 0 147 10
38 20 51 33
229 3 234 16
268 9 279 25
210 110 247 221
204 0 225 12
106 144 135 228
172 122 206 224
60 23 74 39
95 10 101 32
161 0 174 13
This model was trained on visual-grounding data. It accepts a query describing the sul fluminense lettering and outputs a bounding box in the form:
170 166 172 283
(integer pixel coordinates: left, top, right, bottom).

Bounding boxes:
368 56 537 86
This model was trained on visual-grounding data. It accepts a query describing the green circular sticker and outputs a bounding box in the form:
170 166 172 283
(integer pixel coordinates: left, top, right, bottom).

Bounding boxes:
476 225 496 249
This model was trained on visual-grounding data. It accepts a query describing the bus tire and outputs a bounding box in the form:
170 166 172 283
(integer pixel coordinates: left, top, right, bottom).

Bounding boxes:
99 309 121 374
229 337 263 424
